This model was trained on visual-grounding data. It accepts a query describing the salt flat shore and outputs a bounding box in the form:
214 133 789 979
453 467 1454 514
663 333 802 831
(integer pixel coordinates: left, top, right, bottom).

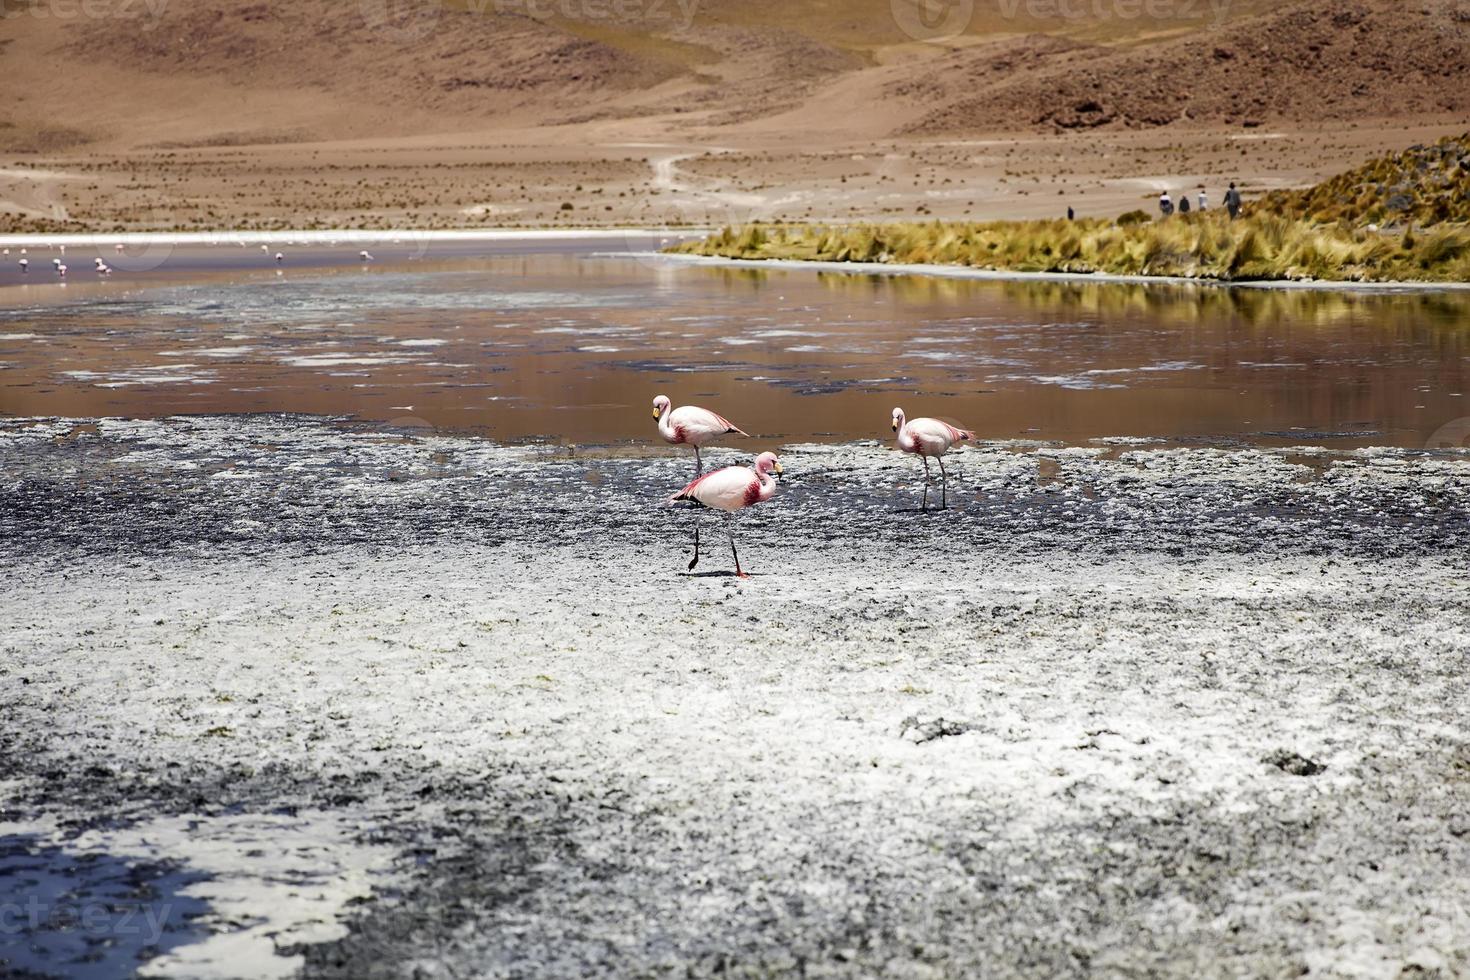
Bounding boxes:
3 415 1470 979
655 252 1470 293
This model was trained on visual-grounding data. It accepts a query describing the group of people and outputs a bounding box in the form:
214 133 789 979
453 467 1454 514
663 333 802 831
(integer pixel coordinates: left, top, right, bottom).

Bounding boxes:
1159 182 1244 219
1064 182 1244 222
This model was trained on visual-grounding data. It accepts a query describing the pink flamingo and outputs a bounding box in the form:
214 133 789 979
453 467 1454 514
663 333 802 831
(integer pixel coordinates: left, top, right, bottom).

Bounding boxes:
653 394 749 477
891 407 975 510
667 451 782 576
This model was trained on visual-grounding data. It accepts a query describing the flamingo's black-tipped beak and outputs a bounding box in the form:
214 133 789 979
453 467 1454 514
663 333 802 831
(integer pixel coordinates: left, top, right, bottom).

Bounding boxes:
774 462 784 475
651 408 661 419
891 421 899 432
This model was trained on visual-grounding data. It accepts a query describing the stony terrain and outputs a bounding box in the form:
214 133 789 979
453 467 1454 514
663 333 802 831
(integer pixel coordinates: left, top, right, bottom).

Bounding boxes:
3 414 1470 978
2 0 1468 231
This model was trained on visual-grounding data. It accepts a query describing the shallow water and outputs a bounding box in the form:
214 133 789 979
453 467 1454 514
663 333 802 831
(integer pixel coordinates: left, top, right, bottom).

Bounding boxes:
2 237 1469 448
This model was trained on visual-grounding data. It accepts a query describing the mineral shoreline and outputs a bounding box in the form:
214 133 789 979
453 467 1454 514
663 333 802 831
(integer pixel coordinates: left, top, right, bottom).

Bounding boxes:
3 415 1470 978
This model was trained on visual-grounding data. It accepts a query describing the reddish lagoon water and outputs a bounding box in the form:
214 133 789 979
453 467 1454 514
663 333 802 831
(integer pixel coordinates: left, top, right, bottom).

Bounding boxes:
2 237 1469 448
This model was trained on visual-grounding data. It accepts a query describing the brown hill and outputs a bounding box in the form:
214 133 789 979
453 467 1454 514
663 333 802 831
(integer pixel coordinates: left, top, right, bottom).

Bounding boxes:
1 0 1465 154
903 0 1470 134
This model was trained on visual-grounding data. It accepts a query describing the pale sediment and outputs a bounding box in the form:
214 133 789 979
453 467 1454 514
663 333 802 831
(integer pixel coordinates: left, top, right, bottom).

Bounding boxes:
2 415 1470 978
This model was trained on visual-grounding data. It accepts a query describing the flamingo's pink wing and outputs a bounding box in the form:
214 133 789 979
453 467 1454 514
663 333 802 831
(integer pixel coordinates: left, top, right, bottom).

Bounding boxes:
668 469 714 503
711 410 749 436
669 465 757 509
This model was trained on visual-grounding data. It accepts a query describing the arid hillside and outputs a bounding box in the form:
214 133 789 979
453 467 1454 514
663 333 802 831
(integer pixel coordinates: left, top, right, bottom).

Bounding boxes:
2 0 1466 153
901 0 1470 134
1 0 1467 231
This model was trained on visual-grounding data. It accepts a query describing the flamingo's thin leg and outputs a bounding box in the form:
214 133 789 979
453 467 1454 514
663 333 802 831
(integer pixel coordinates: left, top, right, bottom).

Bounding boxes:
693 445 702 477
921 456 932 511
723 512 745 577
688 507 701 571
938 455 948 510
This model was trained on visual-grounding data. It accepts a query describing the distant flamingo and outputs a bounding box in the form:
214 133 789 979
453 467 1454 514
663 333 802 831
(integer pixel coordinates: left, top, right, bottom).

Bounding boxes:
653 394 748 477
275 252 284 264
359 250 374 262
891 407 975 510
56 264 67 278
18 259 27 273
667 451 782 576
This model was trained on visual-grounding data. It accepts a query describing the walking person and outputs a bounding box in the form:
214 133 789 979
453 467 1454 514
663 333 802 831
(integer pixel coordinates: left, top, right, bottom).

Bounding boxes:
1159 191 1174 217
1225 182 1242 219
1179 194 1191 214
1198 187 1209 211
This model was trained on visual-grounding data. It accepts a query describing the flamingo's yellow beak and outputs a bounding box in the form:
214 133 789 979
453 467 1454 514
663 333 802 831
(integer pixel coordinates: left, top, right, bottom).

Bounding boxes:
651 407 661 419
891 421 899 432
774 462 784 475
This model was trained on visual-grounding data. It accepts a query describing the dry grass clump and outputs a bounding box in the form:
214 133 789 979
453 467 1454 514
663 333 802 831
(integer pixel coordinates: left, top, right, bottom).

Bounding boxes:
670 213 1470 283
1253 134 1470 228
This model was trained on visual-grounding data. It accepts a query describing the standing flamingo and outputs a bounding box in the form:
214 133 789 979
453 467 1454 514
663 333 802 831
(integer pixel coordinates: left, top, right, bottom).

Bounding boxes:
891 407 975 510
667 451 781 577
653 394 749 477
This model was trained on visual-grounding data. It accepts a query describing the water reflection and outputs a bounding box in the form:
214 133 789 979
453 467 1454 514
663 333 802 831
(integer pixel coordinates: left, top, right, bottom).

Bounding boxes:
1 247 1468 448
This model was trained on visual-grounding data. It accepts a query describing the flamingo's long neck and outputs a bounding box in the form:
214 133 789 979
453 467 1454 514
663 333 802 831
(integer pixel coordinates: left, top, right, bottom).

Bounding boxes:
657 404 675 439
895 415 913 451
756 465 777 502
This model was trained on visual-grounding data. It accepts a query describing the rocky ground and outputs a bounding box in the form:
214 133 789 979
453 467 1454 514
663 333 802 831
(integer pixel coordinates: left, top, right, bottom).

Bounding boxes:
3 414 1470 978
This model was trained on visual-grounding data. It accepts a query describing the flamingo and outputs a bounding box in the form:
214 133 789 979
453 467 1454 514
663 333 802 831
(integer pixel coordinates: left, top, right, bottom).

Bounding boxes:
653 394 749 477
891 407 975 510
56 264 67 278
667 451 781 577
275 252 284 264
18 259 27 273
359 250 374 262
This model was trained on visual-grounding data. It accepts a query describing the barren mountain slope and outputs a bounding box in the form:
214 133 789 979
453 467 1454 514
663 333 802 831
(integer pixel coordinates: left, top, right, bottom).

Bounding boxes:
902 0 1470 134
